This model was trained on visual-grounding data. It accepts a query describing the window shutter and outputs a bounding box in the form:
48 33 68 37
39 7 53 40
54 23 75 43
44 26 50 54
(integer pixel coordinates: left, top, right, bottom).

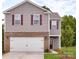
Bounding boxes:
31 15 33 25
40 14 42 25
57 21 59 29
12 15 14 25
21 15 23 25
50 20 51 29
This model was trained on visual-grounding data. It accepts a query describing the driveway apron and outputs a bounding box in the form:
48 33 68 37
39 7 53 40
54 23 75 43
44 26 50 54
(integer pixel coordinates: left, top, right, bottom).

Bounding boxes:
2 52 44 59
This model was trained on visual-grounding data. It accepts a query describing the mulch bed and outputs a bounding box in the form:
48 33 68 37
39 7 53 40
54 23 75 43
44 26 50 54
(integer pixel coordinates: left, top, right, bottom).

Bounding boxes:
60 55 76 59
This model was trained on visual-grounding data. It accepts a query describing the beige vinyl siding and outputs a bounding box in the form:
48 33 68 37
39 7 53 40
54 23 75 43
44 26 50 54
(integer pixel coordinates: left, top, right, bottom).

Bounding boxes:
5 2 48 32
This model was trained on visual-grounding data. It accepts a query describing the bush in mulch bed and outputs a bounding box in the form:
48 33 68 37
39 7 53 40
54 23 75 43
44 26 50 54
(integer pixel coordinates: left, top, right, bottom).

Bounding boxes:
60 55 76 59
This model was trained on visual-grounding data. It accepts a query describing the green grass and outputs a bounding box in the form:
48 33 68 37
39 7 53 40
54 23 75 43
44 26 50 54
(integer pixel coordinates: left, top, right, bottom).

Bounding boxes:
44 54 60 59
61 47 76 56
44 47 76 59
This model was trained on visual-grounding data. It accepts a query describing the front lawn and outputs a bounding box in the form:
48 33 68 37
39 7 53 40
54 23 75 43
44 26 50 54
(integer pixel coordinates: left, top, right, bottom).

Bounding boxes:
44 47 76 59
61 47 76 57
44 54 60 59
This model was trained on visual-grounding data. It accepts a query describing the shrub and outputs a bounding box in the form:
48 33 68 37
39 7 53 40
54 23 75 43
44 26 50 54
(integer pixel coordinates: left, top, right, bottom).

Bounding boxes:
44 49 50 52
55 48 63 54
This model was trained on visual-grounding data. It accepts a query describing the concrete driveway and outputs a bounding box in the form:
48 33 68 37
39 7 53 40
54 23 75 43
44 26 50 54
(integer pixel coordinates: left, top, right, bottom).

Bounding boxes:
2 52 44 59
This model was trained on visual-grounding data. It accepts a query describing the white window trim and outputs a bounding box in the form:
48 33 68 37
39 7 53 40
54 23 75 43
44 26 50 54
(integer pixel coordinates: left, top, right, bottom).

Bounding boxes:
33 14 40 20
14 14 21 20
52 21 57 26
33 14 40 24
14 14 21 25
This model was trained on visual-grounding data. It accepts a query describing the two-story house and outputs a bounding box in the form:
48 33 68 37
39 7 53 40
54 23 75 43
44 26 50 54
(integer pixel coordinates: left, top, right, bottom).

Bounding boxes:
3 0 61 53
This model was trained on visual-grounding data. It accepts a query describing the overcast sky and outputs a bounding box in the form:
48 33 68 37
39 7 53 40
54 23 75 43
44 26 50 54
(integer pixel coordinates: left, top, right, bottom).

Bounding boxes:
1 0 76 17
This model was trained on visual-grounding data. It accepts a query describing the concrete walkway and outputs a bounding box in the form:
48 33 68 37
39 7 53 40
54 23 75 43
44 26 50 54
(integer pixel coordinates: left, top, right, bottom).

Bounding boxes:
2 52 44 59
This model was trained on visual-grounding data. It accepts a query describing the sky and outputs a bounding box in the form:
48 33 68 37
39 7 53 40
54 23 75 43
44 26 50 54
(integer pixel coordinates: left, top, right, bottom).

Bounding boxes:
1 0 76 18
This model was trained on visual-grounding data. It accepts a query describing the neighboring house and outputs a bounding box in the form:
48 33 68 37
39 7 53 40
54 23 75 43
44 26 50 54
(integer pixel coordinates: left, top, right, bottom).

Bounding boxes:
3 0 61 53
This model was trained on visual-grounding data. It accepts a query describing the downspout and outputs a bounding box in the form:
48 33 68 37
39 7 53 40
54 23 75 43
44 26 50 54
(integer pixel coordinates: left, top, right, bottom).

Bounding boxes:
48 13 50 50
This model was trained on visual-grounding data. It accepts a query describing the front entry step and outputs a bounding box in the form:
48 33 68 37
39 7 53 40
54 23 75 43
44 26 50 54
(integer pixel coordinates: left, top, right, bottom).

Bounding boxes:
50 50 58 54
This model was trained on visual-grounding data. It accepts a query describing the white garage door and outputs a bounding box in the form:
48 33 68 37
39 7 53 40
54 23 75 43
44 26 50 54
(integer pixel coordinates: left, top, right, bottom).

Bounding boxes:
10 37 44 52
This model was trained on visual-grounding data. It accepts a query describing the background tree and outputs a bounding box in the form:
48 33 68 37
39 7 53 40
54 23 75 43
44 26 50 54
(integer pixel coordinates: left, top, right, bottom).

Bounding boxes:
61 15 76 47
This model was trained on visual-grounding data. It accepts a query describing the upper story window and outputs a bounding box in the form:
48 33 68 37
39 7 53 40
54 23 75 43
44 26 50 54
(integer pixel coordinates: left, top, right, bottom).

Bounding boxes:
33 14 40 24
52 21 57 26
31 14 42 25
12 14 23 25
14 14 21 24
51 20 59 29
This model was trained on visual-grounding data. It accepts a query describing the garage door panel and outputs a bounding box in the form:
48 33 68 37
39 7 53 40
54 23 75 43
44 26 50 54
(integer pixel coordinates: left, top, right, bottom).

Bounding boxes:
10 37 44 52
27 37 44 52
10 37 28 51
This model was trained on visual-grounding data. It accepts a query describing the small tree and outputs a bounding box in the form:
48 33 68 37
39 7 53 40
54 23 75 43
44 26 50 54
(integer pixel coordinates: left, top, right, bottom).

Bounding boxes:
61 15 74 58
61 15 76 47
62 25 74 47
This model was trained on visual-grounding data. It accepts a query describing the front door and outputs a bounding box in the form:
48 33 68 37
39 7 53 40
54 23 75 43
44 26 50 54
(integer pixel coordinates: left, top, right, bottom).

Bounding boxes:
50 38 54 49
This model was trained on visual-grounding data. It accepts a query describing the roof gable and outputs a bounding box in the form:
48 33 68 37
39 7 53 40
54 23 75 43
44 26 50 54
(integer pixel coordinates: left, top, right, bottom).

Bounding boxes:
3 0 49 13
50 12 61 20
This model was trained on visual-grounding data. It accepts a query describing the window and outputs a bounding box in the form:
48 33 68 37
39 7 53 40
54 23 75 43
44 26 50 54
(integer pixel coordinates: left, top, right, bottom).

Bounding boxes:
52 21 57 26
14 14 21 24
33 14 40 24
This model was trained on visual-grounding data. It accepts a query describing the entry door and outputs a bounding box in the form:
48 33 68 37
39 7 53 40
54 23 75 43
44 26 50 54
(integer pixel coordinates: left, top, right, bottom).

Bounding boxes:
50 39 54 49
